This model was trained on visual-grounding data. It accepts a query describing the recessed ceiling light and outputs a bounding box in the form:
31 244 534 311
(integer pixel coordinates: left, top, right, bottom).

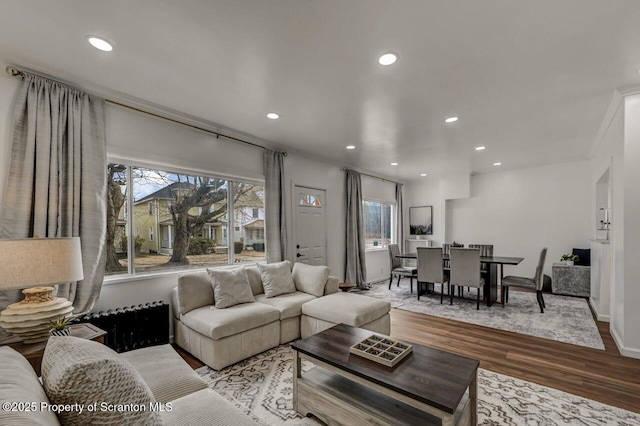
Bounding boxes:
378 52 398 66
475 146 486 151
390 162 399 166
266 112 280 120
445 116 459 123
493 162 502 166
87 36 113 52
420 173 427 177
346 145 356 150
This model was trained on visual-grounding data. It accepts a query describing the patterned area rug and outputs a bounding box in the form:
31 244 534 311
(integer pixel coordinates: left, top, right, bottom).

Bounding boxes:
359 280 605 350
197 345 640 425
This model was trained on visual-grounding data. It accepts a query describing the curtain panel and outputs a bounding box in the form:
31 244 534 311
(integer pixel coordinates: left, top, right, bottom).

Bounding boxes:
0 73 106 318
345 169 367 288
264 148 287 262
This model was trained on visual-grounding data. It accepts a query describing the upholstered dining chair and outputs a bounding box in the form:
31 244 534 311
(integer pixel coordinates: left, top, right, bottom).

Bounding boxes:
502 247 548 313
465 244 493 296
387 244 417 293
416 247 449 303
449 248 484 309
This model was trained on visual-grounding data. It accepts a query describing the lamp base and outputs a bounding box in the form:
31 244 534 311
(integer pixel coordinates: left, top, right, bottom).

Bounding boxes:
0 286 74 343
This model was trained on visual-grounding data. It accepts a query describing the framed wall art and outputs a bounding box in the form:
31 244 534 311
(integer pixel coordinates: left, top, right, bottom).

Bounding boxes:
409 206 433 236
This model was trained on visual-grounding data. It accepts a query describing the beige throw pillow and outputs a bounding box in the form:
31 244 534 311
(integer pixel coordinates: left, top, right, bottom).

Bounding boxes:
258 261 296 298
292 263 330 297
208 267 255 308
41 336 161 426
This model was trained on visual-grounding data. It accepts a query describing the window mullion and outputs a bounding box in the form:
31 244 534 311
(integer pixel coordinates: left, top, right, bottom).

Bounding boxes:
127 165 134 275
228 181 235 265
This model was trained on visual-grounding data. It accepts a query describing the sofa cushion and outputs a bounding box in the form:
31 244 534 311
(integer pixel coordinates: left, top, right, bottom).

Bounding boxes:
181 303 280 340
292 263 330 297
301 293 391 327
0 346 61 426
255 291 317 320
163 388 256 426
119 344 208 403
41 336 161 425
178 271 215 315
245 265 264 295
208 267 255 308
258 260 296 298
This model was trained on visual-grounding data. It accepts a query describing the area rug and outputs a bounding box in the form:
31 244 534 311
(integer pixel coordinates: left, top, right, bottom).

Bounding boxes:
359 280 605 350
197 344 640 425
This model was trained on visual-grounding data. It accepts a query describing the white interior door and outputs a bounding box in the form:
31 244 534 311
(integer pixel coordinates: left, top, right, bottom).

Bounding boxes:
294 186 327 266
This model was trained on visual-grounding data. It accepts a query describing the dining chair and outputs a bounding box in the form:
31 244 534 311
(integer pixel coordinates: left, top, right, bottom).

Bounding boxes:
502 247 548 313
465 244 493 296
416 247 450 303
449 248 484 310
387 244 417 293
442 243 464 271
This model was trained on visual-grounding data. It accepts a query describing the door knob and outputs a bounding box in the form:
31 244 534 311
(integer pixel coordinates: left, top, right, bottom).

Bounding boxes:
297 253 302 257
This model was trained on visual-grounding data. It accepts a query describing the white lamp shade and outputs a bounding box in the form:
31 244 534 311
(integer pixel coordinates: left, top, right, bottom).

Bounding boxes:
0 237 84 290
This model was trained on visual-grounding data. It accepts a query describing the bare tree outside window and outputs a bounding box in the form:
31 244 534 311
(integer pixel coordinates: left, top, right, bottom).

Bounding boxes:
104 164 267 275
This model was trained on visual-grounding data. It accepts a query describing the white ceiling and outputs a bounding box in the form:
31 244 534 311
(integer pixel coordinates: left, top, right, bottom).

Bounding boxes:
1 0 640 181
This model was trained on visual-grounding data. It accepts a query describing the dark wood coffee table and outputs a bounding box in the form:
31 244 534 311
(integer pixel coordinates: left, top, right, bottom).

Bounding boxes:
291 324 478 426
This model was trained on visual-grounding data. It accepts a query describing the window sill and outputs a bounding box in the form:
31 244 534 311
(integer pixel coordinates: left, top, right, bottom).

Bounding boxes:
103 262 264 285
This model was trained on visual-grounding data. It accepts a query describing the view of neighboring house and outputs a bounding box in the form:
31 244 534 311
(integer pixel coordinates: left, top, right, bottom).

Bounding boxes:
131 181 265 255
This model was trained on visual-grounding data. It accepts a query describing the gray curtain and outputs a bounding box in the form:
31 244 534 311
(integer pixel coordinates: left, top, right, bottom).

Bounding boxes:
264 148 287 262
396 183 404 252
0 73 106 318
345 169 367 288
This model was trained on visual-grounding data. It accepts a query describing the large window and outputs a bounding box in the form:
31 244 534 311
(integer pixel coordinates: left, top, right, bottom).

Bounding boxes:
105 163 266 276
363 200 394 249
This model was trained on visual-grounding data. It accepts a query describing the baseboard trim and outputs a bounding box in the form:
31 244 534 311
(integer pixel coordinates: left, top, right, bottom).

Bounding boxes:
610 325 640 359
589 297 610 322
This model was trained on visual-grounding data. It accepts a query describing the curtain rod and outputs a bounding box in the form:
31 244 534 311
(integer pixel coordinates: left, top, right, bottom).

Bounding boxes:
343 168 402 185
5 66 287 157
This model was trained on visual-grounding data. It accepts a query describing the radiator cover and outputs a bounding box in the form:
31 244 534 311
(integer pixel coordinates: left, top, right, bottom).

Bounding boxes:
75 301 170 353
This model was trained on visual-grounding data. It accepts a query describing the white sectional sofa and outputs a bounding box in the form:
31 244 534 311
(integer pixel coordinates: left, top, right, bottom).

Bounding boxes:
0 337 256 426
172 261 391 370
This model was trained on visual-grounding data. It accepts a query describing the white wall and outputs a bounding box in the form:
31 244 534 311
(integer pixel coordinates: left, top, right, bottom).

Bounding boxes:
623 94 640 354
284 153 346 280
405 177 443 246
446 161 592 278
591 99 624 334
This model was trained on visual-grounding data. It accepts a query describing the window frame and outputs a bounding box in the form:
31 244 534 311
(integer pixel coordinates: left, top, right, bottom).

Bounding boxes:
362 198 396 252
104 155 266 284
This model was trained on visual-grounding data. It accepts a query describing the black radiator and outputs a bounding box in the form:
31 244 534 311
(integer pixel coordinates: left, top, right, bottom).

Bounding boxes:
75 301 170 353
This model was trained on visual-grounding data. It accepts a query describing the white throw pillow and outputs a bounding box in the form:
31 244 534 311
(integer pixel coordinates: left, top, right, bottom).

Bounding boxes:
41 337 161 426
208 267 255 308
258 261 296 298
292 263 330 297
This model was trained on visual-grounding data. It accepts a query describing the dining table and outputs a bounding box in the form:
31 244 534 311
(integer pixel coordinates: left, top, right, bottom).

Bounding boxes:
395 253 524 307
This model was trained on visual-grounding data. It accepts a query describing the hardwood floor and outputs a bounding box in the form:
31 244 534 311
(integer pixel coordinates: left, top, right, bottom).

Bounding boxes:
175 308 640 414
390 309 640 414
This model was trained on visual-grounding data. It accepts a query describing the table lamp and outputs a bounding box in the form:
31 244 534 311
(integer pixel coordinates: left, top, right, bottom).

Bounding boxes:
0 237 83 343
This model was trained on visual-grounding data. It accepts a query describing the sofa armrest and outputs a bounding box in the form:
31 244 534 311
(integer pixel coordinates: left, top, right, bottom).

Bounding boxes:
171 287 180 320
324 276 339 295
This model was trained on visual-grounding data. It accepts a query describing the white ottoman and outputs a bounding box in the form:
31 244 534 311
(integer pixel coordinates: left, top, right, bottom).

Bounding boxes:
300 293 391 338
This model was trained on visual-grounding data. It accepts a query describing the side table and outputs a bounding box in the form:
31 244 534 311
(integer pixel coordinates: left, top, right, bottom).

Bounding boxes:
2 323 106 376
338 282 356 292
552 263 590 297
